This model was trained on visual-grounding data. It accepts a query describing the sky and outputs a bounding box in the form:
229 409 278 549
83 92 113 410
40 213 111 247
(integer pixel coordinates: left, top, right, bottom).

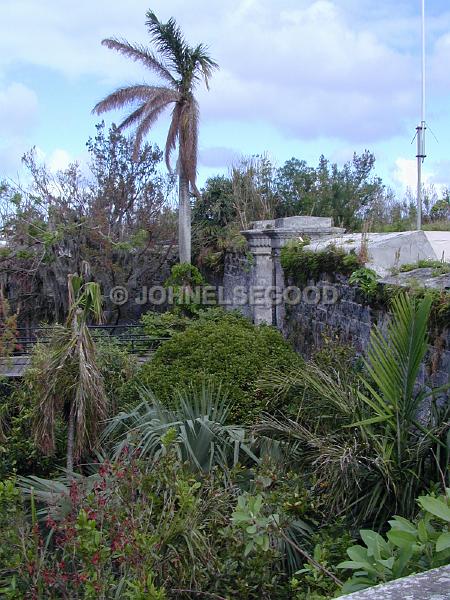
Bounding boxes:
1 0 450 196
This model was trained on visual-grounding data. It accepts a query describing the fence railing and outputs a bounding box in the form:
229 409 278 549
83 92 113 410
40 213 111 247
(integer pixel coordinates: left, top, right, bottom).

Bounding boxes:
14 325 169 355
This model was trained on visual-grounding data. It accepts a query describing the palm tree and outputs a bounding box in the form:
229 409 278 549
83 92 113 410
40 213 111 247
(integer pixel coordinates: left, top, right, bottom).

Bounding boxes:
33 274 108 472
93 10 218 264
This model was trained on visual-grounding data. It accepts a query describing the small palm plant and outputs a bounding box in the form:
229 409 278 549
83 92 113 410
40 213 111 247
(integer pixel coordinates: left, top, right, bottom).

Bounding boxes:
103 380 257 473
33 274 108 472
93 10 218 264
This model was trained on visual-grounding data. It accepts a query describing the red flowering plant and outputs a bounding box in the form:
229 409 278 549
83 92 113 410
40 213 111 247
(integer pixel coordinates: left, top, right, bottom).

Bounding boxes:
1 449 239 598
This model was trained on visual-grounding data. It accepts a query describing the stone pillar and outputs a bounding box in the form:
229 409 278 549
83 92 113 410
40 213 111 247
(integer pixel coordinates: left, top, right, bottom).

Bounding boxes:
236 216 346 325
244 231 273 325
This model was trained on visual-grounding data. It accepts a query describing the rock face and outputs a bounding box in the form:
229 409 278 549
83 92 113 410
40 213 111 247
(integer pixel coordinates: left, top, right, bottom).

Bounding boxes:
344 565 450 599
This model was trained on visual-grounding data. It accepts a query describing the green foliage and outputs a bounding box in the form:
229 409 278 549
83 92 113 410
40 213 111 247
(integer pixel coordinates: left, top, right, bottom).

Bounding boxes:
349 268 379 299
0 335 136 480
338 490 450 595
399 259 450 275
257 293 449 525
275 152 384 230
128 312 302 423
290 524 354 600
281 242 360 286
0 478 28 597
232 494 279 555
1 124 175 326
164 263 209 316
104 380 258 472
0 297 18 358
311 335 363 389
0 452 308 598
140 310 192 338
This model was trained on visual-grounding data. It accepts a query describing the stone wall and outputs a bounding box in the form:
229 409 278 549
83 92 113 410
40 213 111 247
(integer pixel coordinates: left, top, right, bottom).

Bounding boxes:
222 217 450 392
282 274 450 391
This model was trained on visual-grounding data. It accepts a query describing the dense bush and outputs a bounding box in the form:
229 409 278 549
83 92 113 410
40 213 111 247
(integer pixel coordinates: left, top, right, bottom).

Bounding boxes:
126 311 302 423
0 452 322 599
280 241 360 286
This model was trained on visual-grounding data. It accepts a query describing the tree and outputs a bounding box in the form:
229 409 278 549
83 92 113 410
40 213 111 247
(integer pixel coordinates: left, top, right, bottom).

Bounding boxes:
93 9 218 264
0 124 175 326
275 151 386 229
33 274 108 472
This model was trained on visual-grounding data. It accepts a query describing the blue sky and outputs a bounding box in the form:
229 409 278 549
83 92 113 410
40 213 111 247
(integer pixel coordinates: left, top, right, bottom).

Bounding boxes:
1 0 450 196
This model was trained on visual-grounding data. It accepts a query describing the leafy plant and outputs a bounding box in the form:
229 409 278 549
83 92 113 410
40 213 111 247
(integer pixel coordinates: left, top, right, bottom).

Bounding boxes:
163 263 209 316
140 310 192 338
281 242 360 286
349 267 379 299
338 490 450 595
33 274 108 472
257 293 450 524
103 380 258 472
399 259 450 275
2 452 308 598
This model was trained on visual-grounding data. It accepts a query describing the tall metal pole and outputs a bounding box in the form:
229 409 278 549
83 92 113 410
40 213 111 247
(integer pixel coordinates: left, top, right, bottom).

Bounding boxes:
416 0 426 230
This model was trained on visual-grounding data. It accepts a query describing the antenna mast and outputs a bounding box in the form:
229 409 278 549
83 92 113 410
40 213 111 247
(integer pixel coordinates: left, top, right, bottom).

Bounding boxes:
416 0 426 230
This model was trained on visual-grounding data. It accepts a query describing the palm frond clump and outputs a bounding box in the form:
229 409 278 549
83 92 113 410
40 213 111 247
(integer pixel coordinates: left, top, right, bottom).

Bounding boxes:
33 275 108 472
257 293 449 525
103 380 257 473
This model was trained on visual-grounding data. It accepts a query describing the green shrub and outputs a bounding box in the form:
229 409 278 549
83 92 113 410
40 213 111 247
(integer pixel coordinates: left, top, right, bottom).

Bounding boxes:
164 262 210 316
399 259 450 275
338 490 450 595
126 312 302 423
5 453 306 599
140 311 192 338
281 242 360 286
348 267 379 299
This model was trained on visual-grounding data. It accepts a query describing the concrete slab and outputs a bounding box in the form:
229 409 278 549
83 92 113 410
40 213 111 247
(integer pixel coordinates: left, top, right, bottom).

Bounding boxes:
274 216 333 229
424 231 450 263
0 356 31 377
344 565 450 599
306 231 450 277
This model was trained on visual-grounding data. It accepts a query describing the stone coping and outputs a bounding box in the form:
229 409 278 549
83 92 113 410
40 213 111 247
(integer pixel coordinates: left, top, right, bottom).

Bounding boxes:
344 565 450 599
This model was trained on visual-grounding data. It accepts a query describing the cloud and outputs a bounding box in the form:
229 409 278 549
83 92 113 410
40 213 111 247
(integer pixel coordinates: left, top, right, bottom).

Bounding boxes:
392 156 450 194
48 149 72 172
0 82 38 136
199 146 240 168
0 0 449 149
194 0 419 142
393 158 420 190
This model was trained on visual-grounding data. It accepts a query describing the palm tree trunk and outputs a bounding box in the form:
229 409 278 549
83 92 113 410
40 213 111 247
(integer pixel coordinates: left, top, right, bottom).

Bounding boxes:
66 403 75 473
178 164 191 264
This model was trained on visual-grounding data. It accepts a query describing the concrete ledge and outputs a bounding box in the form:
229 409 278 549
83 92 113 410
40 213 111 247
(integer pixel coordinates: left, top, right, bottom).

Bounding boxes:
344 565 450 599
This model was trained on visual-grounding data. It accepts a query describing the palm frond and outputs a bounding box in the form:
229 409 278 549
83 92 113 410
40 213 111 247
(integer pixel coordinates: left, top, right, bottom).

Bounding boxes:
103 379 258 472
132 102 170 160
101 38 176 85
165 103 182 171
356 294 432 441
92 84 166 115
192 44 219 89
145 11 188 77
18 471 100 521
179 99 200 195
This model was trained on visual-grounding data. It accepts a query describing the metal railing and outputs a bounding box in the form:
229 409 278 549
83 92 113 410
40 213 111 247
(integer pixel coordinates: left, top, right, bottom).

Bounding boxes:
14 324 169 355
